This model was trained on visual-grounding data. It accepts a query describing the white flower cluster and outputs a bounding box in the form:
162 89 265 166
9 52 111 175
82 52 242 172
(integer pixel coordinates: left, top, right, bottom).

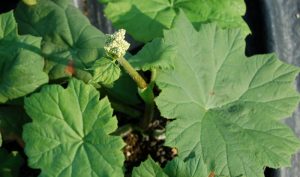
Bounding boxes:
104 29 130 59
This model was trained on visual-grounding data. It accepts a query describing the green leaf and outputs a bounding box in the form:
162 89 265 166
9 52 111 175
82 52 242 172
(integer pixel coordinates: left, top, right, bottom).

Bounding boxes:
104 0 249 42
23 78 125 177
164 157 209 177
129 38 176 71
0 12 17 39
15 0 106 83
0 149 24 177
132 156 209 177
89 57 121 87
132 156 168 177
155 12 300 177
0 11 48 103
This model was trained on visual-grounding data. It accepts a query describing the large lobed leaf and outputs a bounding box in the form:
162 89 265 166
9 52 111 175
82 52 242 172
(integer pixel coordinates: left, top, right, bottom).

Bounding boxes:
132 156 209 177
0 11 48 103
104 0 249 42
23 78 125 177
14 0 107 83
155 12 300 177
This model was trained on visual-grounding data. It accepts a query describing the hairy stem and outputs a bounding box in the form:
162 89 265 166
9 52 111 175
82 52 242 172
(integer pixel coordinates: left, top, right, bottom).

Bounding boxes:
117 57 147 89
116 57 156 130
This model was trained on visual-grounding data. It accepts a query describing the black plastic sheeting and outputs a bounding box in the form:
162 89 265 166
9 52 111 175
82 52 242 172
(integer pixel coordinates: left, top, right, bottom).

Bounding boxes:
262 1 300 177
81 0 143 50
0 0 19 13
245 1 300 176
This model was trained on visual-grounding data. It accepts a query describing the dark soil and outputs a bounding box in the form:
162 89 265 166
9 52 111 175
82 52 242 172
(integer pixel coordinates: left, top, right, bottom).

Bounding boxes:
0 0 20 13
122 119 177 175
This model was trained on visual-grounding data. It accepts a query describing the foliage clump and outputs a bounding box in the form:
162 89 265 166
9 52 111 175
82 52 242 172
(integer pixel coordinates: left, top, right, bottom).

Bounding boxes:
0 0 299 177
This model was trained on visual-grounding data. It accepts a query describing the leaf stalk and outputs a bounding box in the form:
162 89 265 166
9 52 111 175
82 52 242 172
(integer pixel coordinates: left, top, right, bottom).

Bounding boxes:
117 57 147 89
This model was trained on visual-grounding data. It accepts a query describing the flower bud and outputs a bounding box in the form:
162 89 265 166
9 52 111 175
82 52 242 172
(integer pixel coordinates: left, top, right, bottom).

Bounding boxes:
104 29 130 59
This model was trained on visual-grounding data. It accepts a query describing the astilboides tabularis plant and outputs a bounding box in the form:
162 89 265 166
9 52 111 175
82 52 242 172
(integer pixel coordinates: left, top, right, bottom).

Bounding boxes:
0 0 300 177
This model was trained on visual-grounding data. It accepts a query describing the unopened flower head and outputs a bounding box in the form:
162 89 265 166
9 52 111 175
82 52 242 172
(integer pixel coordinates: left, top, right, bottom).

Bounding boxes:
104 29 130 59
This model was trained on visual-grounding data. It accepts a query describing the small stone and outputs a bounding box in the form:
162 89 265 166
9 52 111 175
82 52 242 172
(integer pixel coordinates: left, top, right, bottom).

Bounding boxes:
171 148 178 156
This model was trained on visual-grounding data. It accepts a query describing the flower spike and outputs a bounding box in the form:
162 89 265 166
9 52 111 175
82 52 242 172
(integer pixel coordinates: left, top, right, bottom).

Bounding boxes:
104 29 130 59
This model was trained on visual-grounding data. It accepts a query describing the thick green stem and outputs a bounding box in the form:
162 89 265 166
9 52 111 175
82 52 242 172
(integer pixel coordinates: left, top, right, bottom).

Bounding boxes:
140 99 155 130
150 69 157 82
117 57 147 89
140 69 158 128
138 82 155 130
116 57 156 130
111 124 133 137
